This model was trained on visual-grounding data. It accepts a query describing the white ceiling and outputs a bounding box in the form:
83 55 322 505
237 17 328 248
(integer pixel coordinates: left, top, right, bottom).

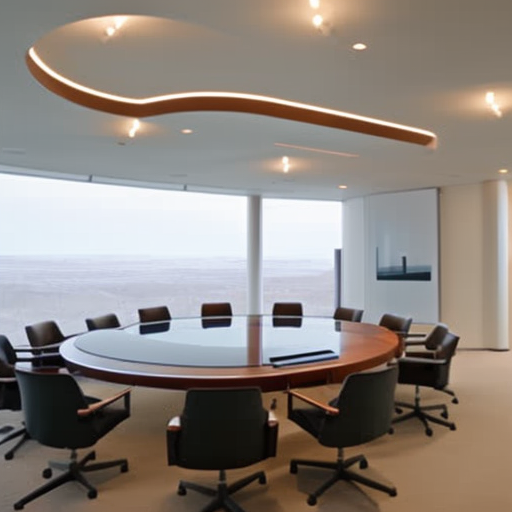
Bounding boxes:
1 0 512 201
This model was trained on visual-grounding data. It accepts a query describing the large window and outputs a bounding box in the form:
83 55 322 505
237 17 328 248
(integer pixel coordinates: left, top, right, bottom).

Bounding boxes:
262 198 342 316
0 174 247 344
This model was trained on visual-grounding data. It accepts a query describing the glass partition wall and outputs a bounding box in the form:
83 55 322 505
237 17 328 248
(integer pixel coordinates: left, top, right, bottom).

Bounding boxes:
0 173 341 345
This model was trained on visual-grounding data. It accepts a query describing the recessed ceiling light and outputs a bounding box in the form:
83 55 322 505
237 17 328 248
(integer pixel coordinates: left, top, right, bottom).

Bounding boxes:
282 156 290 173
309 0 320 8
128 119 140 138
181 129 193 134
498 168 508 174
485 91 502 117
352 43 367 51
338 185 348 189
312 14 324 28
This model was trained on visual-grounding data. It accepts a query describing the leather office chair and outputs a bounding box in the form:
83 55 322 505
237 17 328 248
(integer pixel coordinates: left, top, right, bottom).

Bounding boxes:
25 320 68 350
272 302 303 327
403 323 458 404
85 313 121 331
272 302 303 317
393 331 459 436
378 313 413 335
333 307 364 322
138 305 171 323
201 302 233 317
287 365 398 506
167 387 278 512
201 302 233 327
13 366 131 510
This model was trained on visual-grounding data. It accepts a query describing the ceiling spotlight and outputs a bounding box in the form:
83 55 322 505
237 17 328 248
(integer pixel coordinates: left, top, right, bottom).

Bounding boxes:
485 91 502 118
181 128 193 134
282 156 290 173
352 43 367 51
309 0 320 8
128 119 140 138
498 168 509 174
338 185 348 189
105 16 127 38
312 14 324 28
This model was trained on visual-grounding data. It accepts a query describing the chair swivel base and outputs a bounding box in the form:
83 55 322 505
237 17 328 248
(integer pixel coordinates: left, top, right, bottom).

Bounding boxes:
14 449 129 510
393 399 456 436
0 425 29 460
177 468 266 512
290 454 397 506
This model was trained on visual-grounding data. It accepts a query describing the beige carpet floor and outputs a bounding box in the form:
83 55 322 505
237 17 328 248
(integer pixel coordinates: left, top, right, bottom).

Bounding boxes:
1 349 511 512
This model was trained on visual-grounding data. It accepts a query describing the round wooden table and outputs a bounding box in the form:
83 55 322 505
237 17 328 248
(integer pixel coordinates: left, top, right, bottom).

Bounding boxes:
60 315 400 391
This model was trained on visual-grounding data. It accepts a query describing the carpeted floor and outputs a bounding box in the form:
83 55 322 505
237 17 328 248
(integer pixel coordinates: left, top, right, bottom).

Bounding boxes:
1 349 511 512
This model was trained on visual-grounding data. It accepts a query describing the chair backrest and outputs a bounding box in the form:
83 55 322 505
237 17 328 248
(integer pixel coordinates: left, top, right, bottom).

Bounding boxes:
138 305 171 323
422 323 449 350
333 307 364 322
378 313 412 334
0 334 17 367
14 367 98 449
434 331 459 361
0 335 20 410
85 313 121 331
169 387 270 470
272 302 303 317
25 320 66 348
201 302 233 317
317 365 398 448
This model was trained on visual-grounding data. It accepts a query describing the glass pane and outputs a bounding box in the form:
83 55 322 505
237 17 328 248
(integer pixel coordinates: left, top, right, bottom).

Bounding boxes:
262 198 342 316
0 173 247 345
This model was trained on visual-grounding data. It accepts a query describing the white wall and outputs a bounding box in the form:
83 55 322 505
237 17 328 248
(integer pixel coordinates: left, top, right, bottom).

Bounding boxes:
342 183 510 349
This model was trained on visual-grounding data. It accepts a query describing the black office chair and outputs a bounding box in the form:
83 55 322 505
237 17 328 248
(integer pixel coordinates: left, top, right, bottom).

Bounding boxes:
333 307 364 322
272 302 303 327
393 331 459 436
272 302 303 317
167 387 278 512
201 302 233 328
378 313 412 335
13 366 131 510
403 323 458 404
138 305 171 323
201 302 233 317
85 313 121 331
25 320 68 350
287 365 398 506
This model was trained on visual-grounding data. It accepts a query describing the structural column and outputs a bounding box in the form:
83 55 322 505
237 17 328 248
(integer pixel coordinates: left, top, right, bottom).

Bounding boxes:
247 195 263 314
482 180 509 350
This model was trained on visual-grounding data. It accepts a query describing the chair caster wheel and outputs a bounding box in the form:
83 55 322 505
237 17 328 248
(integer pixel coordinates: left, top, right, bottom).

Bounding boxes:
4 452 14 461
177 485 187 496
87 489 97 500
441 411 448 419
452 398 459 404
307 495 317 506
290 462 298 474
425 428 433 437
359 459 368 470
259 474 266 485
121 462 129 473
389 489 397 497
395 407 403 414
42 468 52 479
14 503 24 510
388 427 394 435
450 424 456 431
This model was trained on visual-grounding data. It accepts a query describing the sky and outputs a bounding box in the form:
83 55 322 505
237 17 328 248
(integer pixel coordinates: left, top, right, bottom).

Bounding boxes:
0 173 341 258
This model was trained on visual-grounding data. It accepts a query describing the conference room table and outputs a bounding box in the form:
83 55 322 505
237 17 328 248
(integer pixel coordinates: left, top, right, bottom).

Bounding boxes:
59 315 400 392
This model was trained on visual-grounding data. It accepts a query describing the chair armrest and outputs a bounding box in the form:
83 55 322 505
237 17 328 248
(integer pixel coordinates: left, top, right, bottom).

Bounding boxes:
167 415 181 432
286 389 339 416
77 387 131 417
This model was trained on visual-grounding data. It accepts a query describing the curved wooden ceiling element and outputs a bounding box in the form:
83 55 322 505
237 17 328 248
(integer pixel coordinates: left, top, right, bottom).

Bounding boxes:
26 47 437 148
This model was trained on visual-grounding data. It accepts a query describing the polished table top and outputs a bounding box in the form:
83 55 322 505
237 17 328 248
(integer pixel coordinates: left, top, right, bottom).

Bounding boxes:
60 315 400 391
